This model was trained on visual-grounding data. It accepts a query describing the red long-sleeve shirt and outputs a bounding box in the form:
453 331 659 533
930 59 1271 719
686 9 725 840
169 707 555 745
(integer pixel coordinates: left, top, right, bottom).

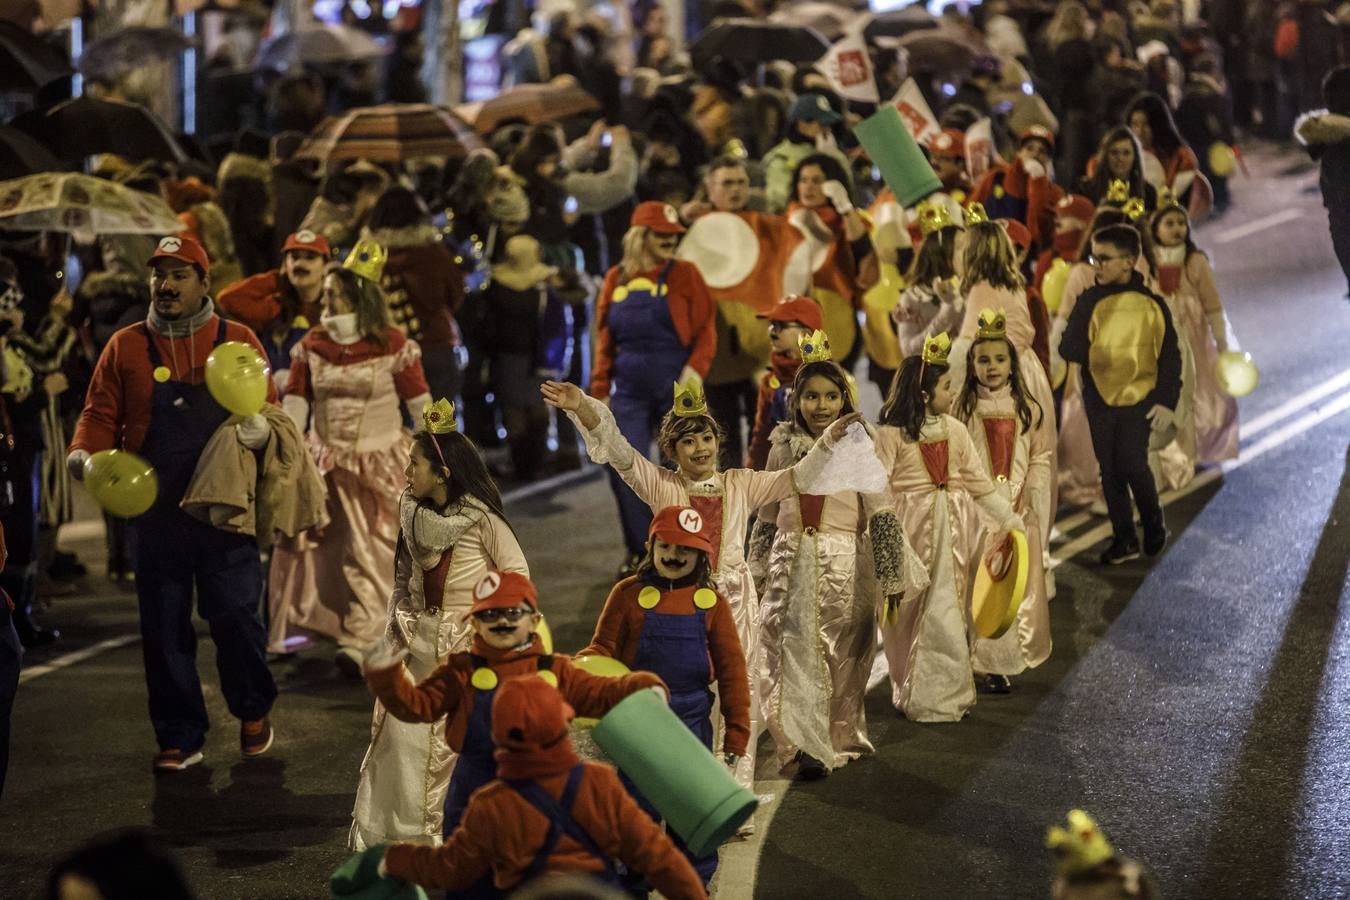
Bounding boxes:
217 270 321 336
580 578 750 757
746 351 800 470
69 314 277 455
590 260 715 400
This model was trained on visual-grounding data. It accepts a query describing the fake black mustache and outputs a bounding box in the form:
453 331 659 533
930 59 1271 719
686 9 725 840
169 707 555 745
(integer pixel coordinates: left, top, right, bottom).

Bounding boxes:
659 557 687 568
489 624 517 634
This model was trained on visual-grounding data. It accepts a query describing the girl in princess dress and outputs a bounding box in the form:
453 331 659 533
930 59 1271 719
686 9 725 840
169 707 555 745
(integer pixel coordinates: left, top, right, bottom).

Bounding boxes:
873 335 1022 722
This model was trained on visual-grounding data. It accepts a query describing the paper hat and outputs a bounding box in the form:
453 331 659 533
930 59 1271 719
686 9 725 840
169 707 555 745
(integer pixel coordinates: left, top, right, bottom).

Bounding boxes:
673 379 709 418
343 240 387 283
798 329 833 363
854 105 942 208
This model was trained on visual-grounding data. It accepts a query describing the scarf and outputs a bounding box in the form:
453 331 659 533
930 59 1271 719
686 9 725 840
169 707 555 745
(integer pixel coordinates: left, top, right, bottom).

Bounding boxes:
398 492 487 570
147 297 216 338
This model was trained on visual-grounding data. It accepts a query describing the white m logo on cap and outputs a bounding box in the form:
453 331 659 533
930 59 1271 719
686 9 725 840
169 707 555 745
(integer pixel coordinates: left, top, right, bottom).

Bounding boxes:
158 237 182 252
474 572 501 600
678 509 703 533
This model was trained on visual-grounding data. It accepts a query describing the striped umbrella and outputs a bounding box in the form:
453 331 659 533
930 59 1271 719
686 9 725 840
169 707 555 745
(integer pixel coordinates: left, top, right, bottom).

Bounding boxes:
294 103 483 164
454 78 601 135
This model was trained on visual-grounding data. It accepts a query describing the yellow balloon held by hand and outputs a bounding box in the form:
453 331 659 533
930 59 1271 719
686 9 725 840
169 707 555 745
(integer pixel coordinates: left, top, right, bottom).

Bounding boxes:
205 341 270 417
570 655 632 728
84 450 158 518
1215 350 1259 398
1041 258 1070 316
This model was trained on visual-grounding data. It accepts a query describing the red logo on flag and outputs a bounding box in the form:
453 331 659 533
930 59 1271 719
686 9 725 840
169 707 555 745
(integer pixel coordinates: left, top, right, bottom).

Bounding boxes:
835 49 868 87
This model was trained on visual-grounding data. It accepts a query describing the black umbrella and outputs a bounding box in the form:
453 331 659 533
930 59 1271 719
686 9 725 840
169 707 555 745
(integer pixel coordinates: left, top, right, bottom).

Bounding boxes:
0 20 72 90
11 96 188 164
78 26 196 81
0 125 65 179
863 6 940 41
690 18 831 64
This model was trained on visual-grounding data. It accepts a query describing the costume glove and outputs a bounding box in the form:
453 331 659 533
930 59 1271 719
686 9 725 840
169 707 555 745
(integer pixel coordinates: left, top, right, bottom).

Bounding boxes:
821 179 854 214
66 449 89 481
364 635 409 672
235 414 271 450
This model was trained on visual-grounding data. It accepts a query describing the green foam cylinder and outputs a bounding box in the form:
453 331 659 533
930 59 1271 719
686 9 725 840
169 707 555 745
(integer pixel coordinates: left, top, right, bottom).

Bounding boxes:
591 690 758 856
854 105 942 208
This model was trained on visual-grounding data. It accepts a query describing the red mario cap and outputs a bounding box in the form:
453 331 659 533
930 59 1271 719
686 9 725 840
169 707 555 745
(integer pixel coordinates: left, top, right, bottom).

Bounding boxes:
1000 219 1032 250
930 128 966 158
282 229 332 258
649 506 715 554
469 570 539 615
491 675 574 752
1020 125 1056 151
630 201 686 234
1055 194 1097 225
757 294 823 331
147 235 211 271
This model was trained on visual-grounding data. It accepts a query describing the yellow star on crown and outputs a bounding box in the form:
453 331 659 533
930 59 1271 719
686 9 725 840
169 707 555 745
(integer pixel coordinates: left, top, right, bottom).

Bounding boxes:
422 397 457 434
1106 179 1130 205
921 331 951 366
964 202 989 225
1046 810 1115 877
975 308 1007 340
1157 186 1179 210
916 198 955 236
797 329 833 363
1122 197 1146 221
344 240 388 283
672 379 708 418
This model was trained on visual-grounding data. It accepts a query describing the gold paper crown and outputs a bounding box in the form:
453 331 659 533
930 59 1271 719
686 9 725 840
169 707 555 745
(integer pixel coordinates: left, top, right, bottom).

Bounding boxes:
921 331 951 367
1046 810 1115 877
916 199 954 236
343 240 388 283
1157 186 1180 210
1105 179 1130 205
422 398 457 434
797 329 833 363
1122 197 1146 221
975 308 1007 340
672 379 708 418
964 202 989 225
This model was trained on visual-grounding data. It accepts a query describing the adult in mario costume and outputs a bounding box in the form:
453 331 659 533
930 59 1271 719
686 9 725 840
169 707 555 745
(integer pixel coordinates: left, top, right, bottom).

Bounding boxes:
66 234 279 773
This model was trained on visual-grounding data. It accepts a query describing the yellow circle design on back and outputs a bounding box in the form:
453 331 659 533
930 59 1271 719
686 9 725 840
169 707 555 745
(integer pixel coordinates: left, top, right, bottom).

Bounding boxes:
768 376 780 389
611 286 629 303
638 586 661 609
694 588 718 609
537 670 558 687
153 366 171 383
471 668 498 691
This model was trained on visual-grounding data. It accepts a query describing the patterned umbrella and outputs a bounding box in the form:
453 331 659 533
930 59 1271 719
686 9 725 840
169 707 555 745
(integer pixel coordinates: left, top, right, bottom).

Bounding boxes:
689 18 831 64
0 20 71 89
454 78 601 135
255 24 387 72
10 95 188 164
78 26 195 81
0 173 180 243
295 103 483 163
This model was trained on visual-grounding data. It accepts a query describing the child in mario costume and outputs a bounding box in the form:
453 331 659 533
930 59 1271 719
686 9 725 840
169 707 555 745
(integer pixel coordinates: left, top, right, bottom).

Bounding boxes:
334 676 707 900
363 571 664 869
580 504 747 883
745 295 824 470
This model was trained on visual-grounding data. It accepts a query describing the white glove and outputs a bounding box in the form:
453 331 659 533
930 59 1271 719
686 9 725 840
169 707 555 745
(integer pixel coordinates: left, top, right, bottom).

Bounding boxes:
1021 157 1047 180
66 448 89 481
678 365 703 388
235 413 271 450
1206 311 1231 353
814 129 838 152
822 179 853 214
1004 513 1026 534
282 394 310 434
364 635 409 672
1147 404 1175 433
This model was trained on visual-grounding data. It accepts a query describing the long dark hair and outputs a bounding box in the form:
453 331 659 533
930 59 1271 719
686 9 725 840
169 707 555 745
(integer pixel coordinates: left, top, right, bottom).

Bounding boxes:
790 153 851 207
956 336 1044 434
324 266 391 350
908 226 960 289
412 430 510 530
366 184 432 231
1125 92 1187 160
634 541 715 589
1082 126 1147 203
1149 202 1203 262
880 354 948 442
789 360 855 435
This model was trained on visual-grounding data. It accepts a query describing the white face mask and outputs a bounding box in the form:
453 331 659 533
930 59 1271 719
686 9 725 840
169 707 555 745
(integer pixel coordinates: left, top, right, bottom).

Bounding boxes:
321 312 359 341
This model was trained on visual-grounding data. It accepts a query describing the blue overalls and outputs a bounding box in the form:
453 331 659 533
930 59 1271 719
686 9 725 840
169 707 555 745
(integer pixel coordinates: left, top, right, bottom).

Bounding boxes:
605 263 688 555
131 320 276 754
507 764 621 889
624 596 719 883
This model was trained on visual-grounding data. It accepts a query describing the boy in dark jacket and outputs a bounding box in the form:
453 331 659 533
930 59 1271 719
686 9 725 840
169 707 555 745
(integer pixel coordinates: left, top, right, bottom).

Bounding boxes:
1060 224 1182 565
1295 65 1350 297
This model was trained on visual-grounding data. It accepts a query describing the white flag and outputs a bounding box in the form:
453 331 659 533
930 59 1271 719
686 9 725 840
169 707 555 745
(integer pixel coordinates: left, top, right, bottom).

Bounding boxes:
889 78 941 147
964 116 1003 182
816 30 879 103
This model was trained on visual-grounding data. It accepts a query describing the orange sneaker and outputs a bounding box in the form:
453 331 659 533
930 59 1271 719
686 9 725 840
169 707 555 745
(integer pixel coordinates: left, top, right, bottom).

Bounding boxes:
153 748 204 773
241 717 274 758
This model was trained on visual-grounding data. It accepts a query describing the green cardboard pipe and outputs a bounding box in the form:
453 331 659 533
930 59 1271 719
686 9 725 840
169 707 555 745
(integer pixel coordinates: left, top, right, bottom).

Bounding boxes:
592 690 758 856
854 105 943 208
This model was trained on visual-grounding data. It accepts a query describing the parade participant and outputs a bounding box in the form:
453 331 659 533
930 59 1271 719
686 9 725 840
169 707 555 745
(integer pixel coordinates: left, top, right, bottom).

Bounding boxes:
930 129 974 201
1060 225 1182 564
750 341 914 778
541 378 879 795
873 336 1022 722
745 295 823 470
345 677 706 899
1032 194 1096 292
1294 65 1350 297
217 229 331 387
66 234 279 772
362 570 664 853
892 201 965 360
580 505 748 882
969 126 1064 248
1125 92 1200 195
590 201 715 576
268 242 432 673
349 405 527 850
954 311 1053 693
1078 127 1159 214
1149 195 1239 464
762 93 851 215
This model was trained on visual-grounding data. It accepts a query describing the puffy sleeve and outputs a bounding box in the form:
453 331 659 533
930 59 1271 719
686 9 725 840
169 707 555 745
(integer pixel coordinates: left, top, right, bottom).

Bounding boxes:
565 394 676 508
284 339 312 399
482 513 529 577
389 332 431 400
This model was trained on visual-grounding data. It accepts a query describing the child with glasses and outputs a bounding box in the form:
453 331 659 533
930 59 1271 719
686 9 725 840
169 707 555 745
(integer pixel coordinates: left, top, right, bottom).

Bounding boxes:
1060 225 1182 566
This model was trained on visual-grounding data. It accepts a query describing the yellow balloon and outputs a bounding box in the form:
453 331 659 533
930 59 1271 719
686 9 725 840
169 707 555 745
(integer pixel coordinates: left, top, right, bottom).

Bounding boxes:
570 654 631 678
1208 143 1237 179
205 341 270 417
84 449 158 518
1042 258 1070 316
536 614 553 653
1215 350 1259 397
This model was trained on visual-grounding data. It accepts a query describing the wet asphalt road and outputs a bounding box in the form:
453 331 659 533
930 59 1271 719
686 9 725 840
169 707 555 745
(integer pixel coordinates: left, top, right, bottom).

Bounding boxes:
2 140 1348 899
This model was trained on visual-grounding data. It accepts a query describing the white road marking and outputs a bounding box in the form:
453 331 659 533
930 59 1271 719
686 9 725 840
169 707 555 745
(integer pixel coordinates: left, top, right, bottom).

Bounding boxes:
1239 367 1350 440
18 635 140 684
1212 208 1303 244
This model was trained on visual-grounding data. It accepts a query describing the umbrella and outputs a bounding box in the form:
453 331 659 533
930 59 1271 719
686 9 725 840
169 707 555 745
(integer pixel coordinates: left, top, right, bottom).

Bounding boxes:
898 27 982 73
0 173 180 243
0 20 72 89
295 103 483 164
10 95 188 164
255 24 387 72
689 18 831 64
863 6 939 41
455 78 601 134
0 125 65 180
78 26 196 81
768 3 860 41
